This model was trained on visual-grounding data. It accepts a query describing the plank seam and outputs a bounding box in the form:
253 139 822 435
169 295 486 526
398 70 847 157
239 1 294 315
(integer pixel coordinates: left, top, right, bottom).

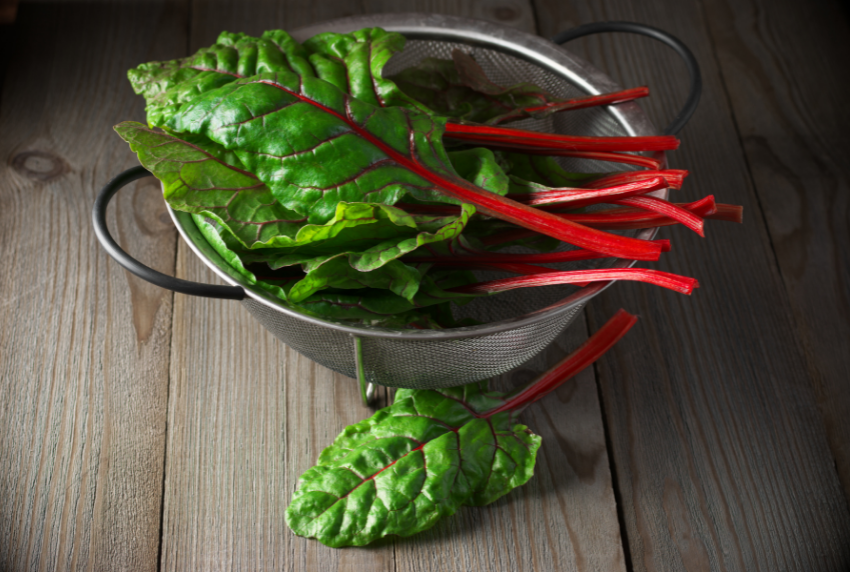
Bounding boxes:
157 6 192 569
584 309 634 572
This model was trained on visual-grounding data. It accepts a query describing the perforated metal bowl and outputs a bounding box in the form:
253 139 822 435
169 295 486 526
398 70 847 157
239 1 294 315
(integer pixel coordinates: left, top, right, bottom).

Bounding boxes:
96 14 686 402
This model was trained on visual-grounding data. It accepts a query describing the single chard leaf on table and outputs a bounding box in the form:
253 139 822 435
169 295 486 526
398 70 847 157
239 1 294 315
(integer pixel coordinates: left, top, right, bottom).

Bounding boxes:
286 382 540 547
285 309 638 546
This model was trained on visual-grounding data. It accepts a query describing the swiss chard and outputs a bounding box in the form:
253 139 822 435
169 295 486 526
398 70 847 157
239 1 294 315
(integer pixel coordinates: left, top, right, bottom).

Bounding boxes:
164 70 663 260
285 309 638 546
118 26 744 328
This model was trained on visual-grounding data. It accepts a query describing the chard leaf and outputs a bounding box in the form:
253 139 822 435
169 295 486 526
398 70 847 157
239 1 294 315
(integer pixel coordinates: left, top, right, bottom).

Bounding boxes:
130 27 425 128
263 203 474 271
294 270 477 321
285 381 541 547
129 30 316 127
114 121 307 248
117 119 475 272
165 71 474 223
498 151 602 188
303 28 431 113
287 256 423 303
164 67 659 261
446 147 509 195
192 214 294 302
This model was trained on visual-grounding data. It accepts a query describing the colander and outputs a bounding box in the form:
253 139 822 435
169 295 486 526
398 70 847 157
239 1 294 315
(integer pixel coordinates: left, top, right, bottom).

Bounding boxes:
93 14 700 405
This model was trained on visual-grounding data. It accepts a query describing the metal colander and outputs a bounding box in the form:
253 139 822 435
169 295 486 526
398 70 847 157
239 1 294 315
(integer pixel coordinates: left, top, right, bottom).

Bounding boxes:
95 13 674 403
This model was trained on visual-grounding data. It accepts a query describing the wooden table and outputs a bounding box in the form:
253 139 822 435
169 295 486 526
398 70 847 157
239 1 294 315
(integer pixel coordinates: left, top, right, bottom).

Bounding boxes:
2 0 849 570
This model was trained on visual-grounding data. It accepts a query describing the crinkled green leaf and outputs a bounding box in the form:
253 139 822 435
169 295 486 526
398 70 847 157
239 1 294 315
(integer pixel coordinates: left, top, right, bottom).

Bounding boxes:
263 203 474 271
285 381 541 547
191 214 295 302
303 27 431 113
288 268 476 320
114 121 307 249
131 27 428 129
116 121 477 278
164 71 499 224
129 30 316 127
287 255 423 303
446 147 509 195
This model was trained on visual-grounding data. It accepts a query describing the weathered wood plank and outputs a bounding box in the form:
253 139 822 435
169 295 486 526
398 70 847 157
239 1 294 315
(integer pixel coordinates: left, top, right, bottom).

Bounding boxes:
0 1 188 570
701 0 850 505
365 4 627 568
532 0 850 570
158 1 627 570
159 2 396 571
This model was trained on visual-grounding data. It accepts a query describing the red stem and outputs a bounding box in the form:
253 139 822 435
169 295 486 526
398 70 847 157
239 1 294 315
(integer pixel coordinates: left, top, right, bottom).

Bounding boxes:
523 86 649 113
254 79 664 262
477 199 734 245
488 146 663 169
707 204 744 223
449 268 698 295
405 239 671 264
490 86 650 124
556 196 717 230
611 196 707 236
586 169 688 190
507 177 667 207
444 123 679 152
484 309 638 416
435 261 562 274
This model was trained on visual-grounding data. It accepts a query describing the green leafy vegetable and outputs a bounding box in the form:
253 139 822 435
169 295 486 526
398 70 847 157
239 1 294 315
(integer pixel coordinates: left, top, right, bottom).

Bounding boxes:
129 30 316 128
285 309 638 546
162 68 663 259
390 49 650 125
117 26 742 327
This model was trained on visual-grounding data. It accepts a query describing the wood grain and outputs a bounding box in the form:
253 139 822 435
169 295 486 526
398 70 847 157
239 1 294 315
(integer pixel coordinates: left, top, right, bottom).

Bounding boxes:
158 1 627 570
160 248 394 571
533 0 850 570
163 2 393 571
0 1 187 570
5 1 845 570
700 0 850 504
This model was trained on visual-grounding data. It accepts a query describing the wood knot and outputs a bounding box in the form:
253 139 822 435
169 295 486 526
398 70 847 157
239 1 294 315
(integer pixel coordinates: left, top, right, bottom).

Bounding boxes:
493 6 519 21
11 150 70 182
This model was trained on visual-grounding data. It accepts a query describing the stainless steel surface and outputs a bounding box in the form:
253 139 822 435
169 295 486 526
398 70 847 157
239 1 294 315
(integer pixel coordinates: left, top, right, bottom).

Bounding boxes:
168 13 666 389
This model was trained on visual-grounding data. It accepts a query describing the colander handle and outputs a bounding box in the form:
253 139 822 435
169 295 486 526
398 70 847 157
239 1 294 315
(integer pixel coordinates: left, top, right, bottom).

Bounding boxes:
552 21 702 136
92 166 246 300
